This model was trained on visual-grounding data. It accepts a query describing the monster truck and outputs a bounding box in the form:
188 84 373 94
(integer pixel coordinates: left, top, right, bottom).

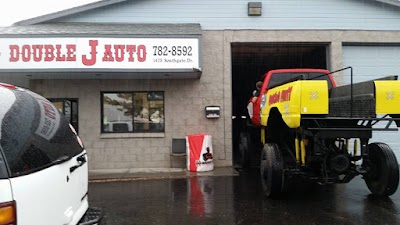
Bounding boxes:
247 67 400 197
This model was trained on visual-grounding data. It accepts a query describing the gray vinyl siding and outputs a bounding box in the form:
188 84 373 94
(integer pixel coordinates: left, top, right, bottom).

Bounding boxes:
52 0 400 30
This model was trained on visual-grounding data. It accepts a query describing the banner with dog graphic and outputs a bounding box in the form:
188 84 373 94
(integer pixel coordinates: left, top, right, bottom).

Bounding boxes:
186 134 214 172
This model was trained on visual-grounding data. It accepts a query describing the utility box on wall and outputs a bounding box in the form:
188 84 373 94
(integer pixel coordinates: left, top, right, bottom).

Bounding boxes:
205 106 220 119
248 2 262 16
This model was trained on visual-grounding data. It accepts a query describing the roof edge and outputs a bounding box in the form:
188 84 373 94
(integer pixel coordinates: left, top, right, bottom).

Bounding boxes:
373 0 400 7
0 23 203 36
13 0 400 26
14 0 128 26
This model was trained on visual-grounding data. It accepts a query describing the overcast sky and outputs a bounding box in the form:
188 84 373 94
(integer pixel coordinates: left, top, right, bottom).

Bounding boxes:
0 0 98 26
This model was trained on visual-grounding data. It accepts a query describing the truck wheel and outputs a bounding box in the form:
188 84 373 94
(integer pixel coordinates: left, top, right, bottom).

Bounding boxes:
364 143 399 196
260 143 285 197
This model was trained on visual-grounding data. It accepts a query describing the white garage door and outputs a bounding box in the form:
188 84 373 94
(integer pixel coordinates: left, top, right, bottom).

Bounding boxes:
343 45 400 161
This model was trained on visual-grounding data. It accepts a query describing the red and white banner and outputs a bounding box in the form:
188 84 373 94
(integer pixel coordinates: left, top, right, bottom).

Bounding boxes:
29 91 61 140
186 134 214 172
0 38 199 70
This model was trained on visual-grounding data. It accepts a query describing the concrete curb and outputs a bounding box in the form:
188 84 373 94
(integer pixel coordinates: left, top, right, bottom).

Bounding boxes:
89 167 239 183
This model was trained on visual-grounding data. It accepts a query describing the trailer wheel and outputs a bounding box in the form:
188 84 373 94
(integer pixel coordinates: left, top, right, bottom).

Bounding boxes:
364 143 399 196
260 143 285 197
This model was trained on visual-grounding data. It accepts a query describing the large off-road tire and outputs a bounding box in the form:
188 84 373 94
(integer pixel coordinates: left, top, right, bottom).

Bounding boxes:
364 142 399 196
260 143 285 197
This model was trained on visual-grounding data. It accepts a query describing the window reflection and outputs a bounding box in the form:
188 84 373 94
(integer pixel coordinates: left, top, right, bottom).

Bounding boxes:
102 92 164 133
49 99 79 133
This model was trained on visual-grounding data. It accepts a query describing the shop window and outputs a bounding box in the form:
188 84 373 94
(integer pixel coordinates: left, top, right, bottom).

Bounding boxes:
50 99 79 133
101 92 164 133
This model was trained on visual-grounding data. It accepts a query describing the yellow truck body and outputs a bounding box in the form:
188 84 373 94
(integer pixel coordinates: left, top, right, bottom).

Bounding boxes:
260 80 400 128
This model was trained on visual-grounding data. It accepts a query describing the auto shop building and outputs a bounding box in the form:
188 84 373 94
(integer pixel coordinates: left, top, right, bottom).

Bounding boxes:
1 0 400 173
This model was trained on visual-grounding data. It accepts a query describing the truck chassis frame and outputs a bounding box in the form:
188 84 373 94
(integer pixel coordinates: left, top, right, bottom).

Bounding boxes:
261 115 400 197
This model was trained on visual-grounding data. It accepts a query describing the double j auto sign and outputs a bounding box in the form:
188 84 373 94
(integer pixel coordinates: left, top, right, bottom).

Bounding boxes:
0 38 199 70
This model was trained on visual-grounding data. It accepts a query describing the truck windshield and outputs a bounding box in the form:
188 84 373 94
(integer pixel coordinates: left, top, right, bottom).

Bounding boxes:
268 72 333 89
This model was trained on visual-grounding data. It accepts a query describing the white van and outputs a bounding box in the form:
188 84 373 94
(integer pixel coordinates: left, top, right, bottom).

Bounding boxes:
0 83 101 225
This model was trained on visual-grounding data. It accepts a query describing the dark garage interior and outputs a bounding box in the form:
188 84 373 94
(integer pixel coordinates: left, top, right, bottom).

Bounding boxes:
231 43 328 168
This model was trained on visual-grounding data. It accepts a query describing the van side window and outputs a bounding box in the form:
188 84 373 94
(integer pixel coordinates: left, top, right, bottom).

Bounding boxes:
0 90 84 177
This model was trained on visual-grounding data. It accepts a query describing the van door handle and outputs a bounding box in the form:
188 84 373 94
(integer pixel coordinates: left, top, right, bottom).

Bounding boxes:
70 154 87 173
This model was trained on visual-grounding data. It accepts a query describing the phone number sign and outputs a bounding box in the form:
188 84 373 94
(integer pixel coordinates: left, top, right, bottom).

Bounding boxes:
0 38 199 70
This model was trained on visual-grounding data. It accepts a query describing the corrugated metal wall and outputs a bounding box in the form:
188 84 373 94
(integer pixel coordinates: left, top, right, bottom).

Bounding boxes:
54 0 400 30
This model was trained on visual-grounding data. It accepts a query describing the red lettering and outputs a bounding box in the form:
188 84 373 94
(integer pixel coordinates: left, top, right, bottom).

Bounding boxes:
10 44 78 63
114 45 125 62
126 45 136 62
9 45 19 62
280 87 293 102
66 45 76 61
102 45 114 62
42 102 56 120
55 45 66 61
21 45 31 62
137 45 146 62
268 91 280 105
268 86 293 105
82 40 98 66
44 45 55 62
32 45 43 62
7 42 146 64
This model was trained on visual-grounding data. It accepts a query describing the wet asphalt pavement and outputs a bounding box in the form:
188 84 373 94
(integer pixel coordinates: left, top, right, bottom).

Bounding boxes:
89 169 400 225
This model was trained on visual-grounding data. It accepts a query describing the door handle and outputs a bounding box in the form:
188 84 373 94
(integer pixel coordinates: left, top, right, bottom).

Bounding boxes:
70 154 87 173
